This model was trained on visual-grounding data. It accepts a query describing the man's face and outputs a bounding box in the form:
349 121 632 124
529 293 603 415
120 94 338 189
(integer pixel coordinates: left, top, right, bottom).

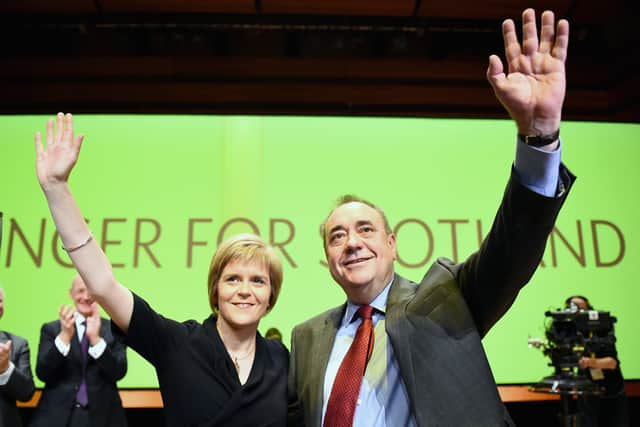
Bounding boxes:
70 277 95 317
324 202 397 303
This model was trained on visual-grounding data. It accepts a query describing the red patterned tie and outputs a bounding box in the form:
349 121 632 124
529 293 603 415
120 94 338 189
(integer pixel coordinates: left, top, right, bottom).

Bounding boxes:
323 305 375 427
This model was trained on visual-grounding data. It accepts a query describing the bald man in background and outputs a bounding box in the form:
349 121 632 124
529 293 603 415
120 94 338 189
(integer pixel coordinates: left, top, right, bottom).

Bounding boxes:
30 276 128 427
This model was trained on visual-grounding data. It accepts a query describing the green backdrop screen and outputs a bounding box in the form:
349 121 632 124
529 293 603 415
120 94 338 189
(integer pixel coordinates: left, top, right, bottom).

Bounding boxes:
1 115 638 387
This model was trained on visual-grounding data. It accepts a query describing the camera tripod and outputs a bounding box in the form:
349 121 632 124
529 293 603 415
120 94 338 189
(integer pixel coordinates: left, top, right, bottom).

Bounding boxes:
530 373 601 427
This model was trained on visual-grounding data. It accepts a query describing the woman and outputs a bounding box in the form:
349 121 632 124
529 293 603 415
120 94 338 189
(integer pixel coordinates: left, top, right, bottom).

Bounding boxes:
565 295 629 427
35 113 288 426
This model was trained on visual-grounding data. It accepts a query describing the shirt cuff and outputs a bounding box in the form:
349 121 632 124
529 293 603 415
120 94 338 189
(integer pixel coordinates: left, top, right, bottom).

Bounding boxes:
88 338 106 359
55 335 71 356
514 137 562 197
0 361 15 385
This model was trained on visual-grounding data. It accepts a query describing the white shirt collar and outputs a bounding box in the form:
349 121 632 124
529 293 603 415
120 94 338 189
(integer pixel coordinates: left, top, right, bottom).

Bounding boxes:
74 312 87 326
343 274 395 325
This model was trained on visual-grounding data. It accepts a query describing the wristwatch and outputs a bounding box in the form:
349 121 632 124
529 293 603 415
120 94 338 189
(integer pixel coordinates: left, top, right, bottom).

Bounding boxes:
518 129 560 147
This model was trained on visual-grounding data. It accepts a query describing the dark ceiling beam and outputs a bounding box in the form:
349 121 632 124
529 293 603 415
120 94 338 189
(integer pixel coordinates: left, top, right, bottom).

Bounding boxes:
0 76 612 119
0 0 637 121
0 56 617 86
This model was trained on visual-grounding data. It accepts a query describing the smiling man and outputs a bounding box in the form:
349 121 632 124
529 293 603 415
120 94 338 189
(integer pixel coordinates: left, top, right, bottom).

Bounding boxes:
288 8 575 427
323 199 397 305
31 275 128 427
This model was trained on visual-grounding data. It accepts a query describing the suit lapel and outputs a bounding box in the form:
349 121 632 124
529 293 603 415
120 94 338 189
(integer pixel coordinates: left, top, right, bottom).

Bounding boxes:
71 328 85 365
385 275 418 403
387 274 416 308
74 328 81 352
308 306 343 427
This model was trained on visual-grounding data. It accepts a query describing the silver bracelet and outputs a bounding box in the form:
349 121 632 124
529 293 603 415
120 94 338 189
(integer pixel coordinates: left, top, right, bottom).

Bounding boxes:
62 233 93 253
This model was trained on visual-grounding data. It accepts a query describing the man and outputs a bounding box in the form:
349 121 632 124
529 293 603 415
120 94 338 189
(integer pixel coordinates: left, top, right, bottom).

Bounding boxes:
0 288 36 427
30 275 128 427
289 9 575 427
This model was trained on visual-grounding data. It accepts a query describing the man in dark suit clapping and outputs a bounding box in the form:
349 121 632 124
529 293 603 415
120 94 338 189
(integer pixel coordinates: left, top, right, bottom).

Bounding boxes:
30 275 128 427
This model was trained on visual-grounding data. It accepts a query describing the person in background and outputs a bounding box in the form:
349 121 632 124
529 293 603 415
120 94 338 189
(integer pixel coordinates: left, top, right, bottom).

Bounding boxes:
0 287 36 427
288 8 575 426
30 275 128 427
33 112 289 426
565 295 629 427
266 327 283 342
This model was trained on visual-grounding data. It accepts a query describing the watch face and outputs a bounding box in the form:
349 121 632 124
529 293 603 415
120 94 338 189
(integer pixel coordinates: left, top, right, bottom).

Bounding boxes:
527 136 546 146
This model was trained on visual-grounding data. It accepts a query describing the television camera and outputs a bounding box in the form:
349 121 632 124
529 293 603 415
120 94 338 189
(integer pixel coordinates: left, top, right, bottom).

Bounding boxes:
528 304 617 395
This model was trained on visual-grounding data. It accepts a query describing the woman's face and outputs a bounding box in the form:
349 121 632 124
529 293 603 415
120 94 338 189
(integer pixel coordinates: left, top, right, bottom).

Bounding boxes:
216 258 272 331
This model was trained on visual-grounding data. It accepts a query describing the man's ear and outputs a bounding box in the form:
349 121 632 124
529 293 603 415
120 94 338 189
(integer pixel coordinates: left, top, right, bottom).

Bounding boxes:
388 233 398 260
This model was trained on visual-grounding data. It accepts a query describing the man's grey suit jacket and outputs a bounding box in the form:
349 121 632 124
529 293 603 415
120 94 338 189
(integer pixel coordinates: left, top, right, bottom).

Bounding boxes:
289 167 575 427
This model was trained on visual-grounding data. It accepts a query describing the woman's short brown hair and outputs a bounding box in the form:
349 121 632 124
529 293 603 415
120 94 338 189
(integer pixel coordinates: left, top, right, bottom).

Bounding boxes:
207 233 283 315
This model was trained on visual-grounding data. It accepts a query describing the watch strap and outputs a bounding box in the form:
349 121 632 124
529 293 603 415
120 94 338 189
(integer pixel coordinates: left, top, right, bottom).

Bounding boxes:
519 129 560 147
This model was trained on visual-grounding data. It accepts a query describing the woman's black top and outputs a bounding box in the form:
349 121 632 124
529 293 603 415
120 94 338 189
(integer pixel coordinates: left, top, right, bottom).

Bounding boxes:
113 293 289 427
